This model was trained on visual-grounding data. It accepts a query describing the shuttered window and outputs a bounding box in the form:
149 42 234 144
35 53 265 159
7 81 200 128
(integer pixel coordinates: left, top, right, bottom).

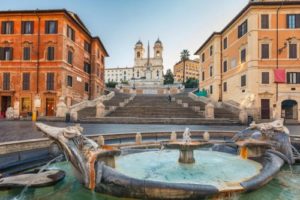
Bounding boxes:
210 85 213 94
47 47 55 60
84 62 91 74
223 82 227 92
262 72 269 84
23 47 30 60
202 71 205 81
0 47 13 60
202 53 205 62
240 49 246 63
85 82 89 92
46 73 54 90
3 73 10 90
261 44 269 59
223 37 228 49
238 20 247 38
21 21 34 34
67 50 73 64
67 75 73 87
261 15 269 29
22 73 30 90
289 44 297 59
223 60 228 72
1 21 14 34
45 21 58 34
287 14 300 29
241 75 246 87
67 25 75 41
287 72 300 84
84 41 91 52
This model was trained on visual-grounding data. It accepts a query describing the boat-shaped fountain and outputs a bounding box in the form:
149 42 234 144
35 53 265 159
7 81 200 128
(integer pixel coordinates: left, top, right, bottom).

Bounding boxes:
27 119 297 199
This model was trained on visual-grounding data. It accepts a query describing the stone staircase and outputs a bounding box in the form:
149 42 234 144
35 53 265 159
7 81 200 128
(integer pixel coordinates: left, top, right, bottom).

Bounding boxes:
107 94 202 118
78 92 133 119
174 93 238 119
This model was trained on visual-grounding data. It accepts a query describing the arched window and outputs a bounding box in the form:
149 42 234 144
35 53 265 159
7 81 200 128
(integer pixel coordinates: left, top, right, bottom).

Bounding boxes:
137 70 139 77
137 52 141 58
157 70 159 77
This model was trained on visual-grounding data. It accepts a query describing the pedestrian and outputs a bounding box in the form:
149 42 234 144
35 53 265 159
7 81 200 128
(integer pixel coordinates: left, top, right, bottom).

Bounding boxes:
168 95 171 103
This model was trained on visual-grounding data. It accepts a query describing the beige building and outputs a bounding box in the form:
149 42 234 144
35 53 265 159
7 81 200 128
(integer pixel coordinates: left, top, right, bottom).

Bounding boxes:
105 39 164 84
195 0 300 122
173 59 200 83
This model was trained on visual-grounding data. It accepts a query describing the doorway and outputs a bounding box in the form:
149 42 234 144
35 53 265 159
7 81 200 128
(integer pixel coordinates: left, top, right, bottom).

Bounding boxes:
281 100 298 120
261 99 270 119
1 96 11 118
46 98 55 116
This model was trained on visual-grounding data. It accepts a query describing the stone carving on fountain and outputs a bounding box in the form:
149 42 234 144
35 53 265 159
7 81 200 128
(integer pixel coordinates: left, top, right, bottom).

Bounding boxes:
35 120 298 199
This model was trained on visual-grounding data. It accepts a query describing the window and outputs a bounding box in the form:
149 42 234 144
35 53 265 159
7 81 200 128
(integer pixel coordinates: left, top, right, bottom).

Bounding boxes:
157 70 159 77
84 62 91 74
241 75 246 87
238 20 248 38
240 48 246 63
46 73 54 90
67 50 73 65
202 71 205 81
210 45 213 56
23 47 30 60
22 73 30 90
101 55 105 65
261 44 269 59
1 21 14 34
84 41 91 52
210 85 213 94
223 60 228 72
67 25 75 41
287 72 300 84
47 47 55 60
209 66 213 77
21 21 34 34
223 82 227 92
67 75 73 87
262 72 269 84
156 50 160 57
287 14 300 29
289 43 297 59
202 53 205 62
223 37 228 49
3 72 10 90
45 21 58 34
0 47 13 60
261 15 269 29
84 82 89 92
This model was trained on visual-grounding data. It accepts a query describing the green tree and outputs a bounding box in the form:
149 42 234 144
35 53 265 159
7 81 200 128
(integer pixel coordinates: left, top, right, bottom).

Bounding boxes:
184 78 199 88
164 69 174 85
180 49 190 83
105 81 118 88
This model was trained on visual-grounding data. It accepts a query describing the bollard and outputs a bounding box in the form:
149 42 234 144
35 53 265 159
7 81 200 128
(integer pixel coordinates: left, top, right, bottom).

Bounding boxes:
135 133 142 145
32 111 37 122
170 131 177 142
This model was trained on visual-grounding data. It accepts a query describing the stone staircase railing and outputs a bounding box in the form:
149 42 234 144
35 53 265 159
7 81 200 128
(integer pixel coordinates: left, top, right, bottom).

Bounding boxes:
103 95 136 117
69 91 115 120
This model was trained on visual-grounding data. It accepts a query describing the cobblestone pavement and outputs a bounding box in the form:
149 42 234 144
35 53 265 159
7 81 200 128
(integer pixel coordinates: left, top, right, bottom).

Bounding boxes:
0 120 299 143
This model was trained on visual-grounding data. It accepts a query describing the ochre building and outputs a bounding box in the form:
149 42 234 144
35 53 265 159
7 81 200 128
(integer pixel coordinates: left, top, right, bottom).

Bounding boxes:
195 0 300 122
0 9 108 117
173 59 200 83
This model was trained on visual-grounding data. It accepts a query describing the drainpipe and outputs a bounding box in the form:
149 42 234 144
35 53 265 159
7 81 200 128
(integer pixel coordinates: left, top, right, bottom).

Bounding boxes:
34 11 40 94
276 1 285 103
219 36 223 102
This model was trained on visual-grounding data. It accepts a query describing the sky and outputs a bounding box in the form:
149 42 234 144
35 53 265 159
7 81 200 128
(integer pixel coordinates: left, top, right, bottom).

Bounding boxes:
1 0 249 71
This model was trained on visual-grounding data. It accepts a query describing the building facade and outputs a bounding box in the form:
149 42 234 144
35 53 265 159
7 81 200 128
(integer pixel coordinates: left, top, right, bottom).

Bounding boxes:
0 9 108 118
105 39 164 84
173 59 200 83
105 67 133 83
195 0 300 122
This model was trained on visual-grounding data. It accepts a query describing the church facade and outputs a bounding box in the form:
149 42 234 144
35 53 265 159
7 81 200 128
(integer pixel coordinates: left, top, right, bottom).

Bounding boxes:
105 39 164 84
